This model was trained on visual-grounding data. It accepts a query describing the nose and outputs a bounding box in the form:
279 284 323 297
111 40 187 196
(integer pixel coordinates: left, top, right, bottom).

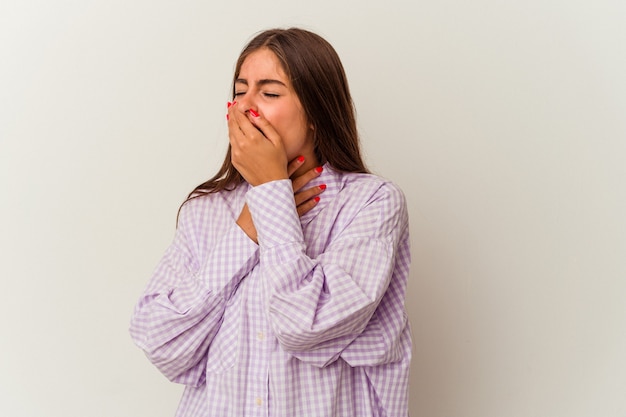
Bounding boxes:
235 93 257 116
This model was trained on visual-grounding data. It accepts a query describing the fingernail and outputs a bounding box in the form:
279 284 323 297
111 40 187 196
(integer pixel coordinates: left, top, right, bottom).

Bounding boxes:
226 114 230 121
314 196 320 203
319 184 327 191
227 101 232 108
249 109 259 117
315 166 323 173
232 101 237 106
297 156 305 163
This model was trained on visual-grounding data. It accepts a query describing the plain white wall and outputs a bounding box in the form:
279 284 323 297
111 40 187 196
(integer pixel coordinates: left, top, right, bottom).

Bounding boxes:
1 0 625 416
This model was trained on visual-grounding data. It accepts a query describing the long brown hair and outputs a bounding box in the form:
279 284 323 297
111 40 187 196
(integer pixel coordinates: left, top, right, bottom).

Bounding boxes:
186 28 368 202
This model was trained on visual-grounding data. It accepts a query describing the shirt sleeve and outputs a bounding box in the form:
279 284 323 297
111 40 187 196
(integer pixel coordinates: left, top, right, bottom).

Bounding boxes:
246 178 410 368
129 198 259 386
339 224 412 367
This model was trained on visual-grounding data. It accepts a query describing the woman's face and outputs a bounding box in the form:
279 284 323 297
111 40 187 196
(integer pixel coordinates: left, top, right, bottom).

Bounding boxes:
234 48 314 162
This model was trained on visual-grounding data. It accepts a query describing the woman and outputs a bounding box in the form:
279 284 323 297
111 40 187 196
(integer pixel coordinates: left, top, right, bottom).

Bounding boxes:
130 27 412 417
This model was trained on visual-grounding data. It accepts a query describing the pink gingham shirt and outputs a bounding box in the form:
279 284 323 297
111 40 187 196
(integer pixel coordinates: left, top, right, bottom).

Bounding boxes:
130 164 412 416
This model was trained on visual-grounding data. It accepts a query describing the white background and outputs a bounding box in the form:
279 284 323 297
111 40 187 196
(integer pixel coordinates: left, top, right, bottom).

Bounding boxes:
1 1 625 416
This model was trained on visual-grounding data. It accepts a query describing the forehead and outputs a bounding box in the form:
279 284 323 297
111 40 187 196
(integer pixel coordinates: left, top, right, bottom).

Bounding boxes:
238 48 288 81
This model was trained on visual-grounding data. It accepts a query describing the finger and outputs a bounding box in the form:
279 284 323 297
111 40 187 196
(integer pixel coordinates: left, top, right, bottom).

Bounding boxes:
294 184 326 207
292 166 323 193
296 196 320 217
227 116 240 150
227 103 244 145
230 103 278 147
227 101 236 132
228 104 262 158
229 103 259 139
247 110 282 147
287 156 306 177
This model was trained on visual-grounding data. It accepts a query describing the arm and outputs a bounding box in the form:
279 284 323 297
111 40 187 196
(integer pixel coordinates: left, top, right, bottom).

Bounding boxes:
129 198 259 386
247 179 410 368
339 225 412 367
129 164 323 384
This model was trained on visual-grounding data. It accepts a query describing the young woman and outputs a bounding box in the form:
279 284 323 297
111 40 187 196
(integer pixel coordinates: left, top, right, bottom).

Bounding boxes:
130 28 412 417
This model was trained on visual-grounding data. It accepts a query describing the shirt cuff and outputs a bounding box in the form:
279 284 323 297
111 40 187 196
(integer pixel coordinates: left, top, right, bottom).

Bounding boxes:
246 179 305 255
198 221 260 296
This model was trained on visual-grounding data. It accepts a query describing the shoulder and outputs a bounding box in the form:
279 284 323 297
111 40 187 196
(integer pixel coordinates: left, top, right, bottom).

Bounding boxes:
320 173 408 239
340 172 407 209
330 171 408 236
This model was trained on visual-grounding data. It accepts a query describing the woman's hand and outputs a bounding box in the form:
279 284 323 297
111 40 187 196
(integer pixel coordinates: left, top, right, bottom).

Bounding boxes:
292 162 326 217
237 157 326 243
228 102 288 186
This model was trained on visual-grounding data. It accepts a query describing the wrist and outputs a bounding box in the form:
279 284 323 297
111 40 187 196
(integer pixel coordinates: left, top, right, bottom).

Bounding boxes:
250 169 289 186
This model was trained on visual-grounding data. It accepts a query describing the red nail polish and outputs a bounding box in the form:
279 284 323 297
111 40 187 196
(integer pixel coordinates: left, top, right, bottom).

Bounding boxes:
314 196 320 203
227 101 232 108
297 156 305 163
319 184 327 191
232 101 237 106
226 114 229 121
249 109 259 117
315 166 323 173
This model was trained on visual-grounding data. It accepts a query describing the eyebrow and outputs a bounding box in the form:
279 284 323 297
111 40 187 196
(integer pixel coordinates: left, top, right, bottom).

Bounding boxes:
235 78 287 88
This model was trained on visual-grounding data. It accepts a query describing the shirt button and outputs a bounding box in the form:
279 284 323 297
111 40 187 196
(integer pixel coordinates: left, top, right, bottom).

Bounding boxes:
255 397 263 406
257 331 265 341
